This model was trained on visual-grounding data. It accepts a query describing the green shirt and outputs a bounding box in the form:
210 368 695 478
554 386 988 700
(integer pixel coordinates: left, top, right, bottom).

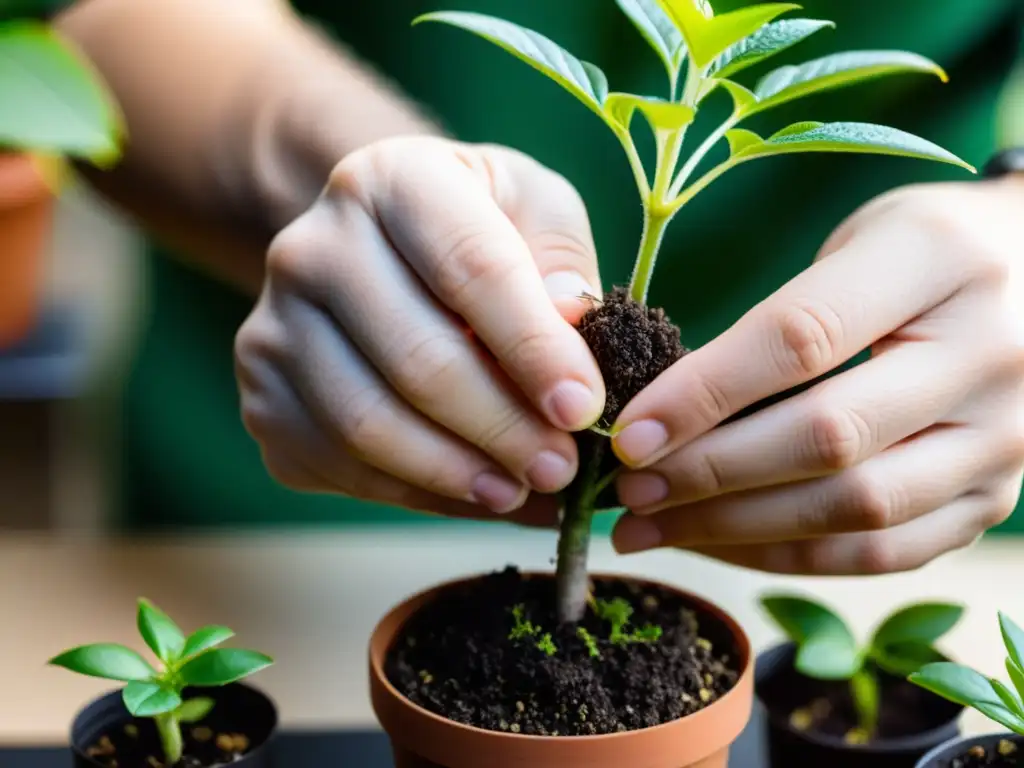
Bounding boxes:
120 0 1024 532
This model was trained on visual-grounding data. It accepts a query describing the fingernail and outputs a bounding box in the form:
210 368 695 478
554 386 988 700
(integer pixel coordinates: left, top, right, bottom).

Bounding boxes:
617 472 669 511
613 515 663 554
543 380 599 431
613 420 669 466
472 473 526 514
543 270 597 303
526 451 574 493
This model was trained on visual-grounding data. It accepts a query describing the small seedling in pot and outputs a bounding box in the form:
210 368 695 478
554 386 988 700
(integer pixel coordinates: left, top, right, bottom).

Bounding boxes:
910 612 1024 762
415 0 975 625
762 594 964 744
49 598 273 766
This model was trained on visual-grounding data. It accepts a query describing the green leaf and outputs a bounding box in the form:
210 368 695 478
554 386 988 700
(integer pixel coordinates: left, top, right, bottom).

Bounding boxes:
725 128 762 155
974 701 1024 736
49 644 155 682
872 641 946 677
1001 613 1024 671
122 681 182 717
656 1 800 69
413 12 608 120
179 649 273 687
871 603 964 650
752 50 948 114
137 599 185 664
850 670 879 733
1008 660 1024 703
991 678 1024 717
761 595 860 679
715 78 758 113
734 121 975 171
605 93 696 133
0 21 121 163
181 626 235 660
712 18 834 79
176 697 215 724
909 662 1007 709
615 0 686 83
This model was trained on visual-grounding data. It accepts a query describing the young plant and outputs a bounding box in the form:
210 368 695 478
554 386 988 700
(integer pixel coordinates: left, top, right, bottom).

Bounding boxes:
762 594 964 742
415 0 974 623
910 612 1024 737
49 598 273 766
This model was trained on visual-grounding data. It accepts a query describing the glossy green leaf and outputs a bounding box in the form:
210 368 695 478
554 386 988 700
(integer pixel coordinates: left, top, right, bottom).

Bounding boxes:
122 681 181 717
656 1 800 69
179 649 273 687
910 662 1007 709
974 701 1024 736
137 599 185 664
181 626 235 660
606 93 696 133
49 644 155 682
751 50 948 115
734 121 974 170
871 603 964 650
1007 659 1024 702
872 641 945 677
176 697 215 724
991 678 1024 717
615 0 686 82
761 595 859 679
1001 613 1024 671
413 12 608 119
725 128 762 155
850 669 879 733
714 78 758 113
0 21 121 163
712 18 834 78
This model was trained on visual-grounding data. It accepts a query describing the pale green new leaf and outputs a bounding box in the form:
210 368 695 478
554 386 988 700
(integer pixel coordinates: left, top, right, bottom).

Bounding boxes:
1007 659 1024 702
850 669 879 733
725 128 762 155
1001 612 1024 671
614 0 686 82
752 50 948 115
413 12 608 119
656 1 800 69
712 18 834 78
606 93 696 133
733 122 974 170
0 21 122 164
176 697 216 724
122 681 182 717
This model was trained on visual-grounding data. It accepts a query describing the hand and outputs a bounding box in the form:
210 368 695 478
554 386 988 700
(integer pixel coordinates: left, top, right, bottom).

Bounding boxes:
235 137 606 524
610 177 1024 574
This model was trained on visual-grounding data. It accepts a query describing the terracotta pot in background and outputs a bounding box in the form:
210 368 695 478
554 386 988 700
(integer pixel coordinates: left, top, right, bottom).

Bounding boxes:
0 152 54 349
369 572 755 768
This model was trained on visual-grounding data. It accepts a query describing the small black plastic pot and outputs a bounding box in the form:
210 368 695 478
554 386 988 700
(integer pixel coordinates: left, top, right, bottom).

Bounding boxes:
916 733 1024 767
756 643 963 768
71 682 278 768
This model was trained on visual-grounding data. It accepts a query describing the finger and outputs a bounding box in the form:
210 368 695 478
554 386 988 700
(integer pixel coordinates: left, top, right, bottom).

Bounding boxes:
278 197 582 495
481 145 603 323
341 139 605 431
679 493 1004 576
611 211 968 468
612 424 1017 552
618 338 986 513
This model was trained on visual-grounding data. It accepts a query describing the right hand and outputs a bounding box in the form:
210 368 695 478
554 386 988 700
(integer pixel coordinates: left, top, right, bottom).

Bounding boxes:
234 137 606 524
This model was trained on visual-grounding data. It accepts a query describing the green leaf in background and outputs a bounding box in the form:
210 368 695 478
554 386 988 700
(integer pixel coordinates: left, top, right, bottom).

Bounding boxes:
870 603 965 650
179 649 273 687
122 681 182 717
0 21 121 163
712 18 834 79
137 599 185 664
991 678 1024 717
48 644 154 682
1008 659 1024 702
733 122 975 170
761 595 860 679
413 12 608 119
180 626 235 660
751 50 948 115
615 0 686 84
872 641 946 677
606 93 696 133
656 1 799 69
1001 613 1024 671
176 697 215 724
850 669 879 733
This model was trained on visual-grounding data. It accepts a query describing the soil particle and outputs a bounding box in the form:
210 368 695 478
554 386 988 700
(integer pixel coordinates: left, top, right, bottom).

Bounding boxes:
946 739 1023 767
83 717 253 767
386 567 740 736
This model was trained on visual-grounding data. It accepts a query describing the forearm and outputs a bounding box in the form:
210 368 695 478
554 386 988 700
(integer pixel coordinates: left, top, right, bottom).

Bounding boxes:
56 0 438 294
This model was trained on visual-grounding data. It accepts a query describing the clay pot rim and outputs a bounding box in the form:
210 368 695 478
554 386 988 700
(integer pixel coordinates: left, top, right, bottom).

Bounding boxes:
0 152 53 211
369 569 753 744
914 731 1021 767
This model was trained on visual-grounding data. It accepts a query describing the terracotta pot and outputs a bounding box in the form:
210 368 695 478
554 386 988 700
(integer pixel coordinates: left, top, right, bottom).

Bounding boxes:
0 152 54 349
915 732 1023 767
369 572 754 768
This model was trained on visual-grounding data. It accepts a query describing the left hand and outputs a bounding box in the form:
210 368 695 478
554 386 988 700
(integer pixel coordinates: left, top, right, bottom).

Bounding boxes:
610 177 1024 575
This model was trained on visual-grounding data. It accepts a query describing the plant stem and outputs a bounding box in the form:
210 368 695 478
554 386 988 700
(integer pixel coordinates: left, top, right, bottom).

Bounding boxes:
627 209 673 306
155 713 184 765
556 437 606 623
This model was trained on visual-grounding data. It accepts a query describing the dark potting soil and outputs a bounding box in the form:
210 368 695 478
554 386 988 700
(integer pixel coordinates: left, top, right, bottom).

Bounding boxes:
386 567 740 736
82 714 255 768
943 740 1023 767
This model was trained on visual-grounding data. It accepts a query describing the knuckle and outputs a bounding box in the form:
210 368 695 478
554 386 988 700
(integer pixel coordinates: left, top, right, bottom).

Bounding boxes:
855 535 901 575
265 224 322 290
772 302 843 380
689 373 733 428
807 405 868 471
501 324 557 374
335 387 391 455
841 470 893 531
989 483 1023 526
325 144 384 203
474 405 529 453
432 226 519 303
392 332 465 407
687 452 727 499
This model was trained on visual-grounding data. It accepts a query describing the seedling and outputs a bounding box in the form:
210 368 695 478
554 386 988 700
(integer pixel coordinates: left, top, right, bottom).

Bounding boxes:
415 1 974 623
592 597 663 646
762 594 964 742
49 598 273 766
910 612 1024 737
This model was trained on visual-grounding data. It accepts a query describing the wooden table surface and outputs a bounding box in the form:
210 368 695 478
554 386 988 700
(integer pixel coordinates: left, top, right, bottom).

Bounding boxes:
6 528 1022 746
